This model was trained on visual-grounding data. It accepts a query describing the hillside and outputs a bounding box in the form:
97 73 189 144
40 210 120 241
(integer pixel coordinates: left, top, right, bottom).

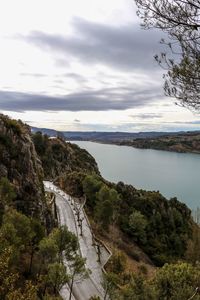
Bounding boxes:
32 131 99 179
57 172 197 266
31 127 199 267
0 114 75 299
0 114 47 221
1 115 200 299
31 126 190 141
117 132 200 154
32 126 200 154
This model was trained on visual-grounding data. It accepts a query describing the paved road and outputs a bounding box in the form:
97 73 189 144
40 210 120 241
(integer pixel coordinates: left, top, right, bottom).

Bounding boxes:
44 181 111 300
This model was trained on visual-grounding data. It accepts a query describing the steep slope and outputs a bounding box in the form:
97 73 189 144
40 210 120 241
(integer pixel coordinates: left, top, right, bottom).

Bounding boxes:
0 114 47 221
57 172 197 268
31 128 199 268
32 131 99 179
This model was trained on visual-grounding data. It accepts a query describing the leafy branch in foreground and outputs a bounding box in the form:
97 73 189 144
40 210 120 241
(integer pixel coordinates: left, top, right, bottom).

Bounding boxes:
135 0 200 110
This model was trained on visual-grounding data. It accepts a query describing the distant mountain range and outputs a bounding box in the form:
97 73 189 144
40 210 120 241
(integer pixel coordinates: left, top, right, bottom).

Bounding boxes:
31 126 200 142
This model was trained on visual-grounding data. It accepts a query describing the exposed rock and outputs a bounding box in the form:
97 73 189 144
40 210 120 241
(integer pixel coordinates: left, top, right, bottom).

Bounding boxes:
0 114 47 221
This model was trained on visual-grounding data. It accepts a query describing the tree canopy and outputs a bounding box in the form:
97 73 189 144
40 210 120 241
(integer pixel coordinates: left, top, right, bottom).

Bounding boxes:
135 0 200 109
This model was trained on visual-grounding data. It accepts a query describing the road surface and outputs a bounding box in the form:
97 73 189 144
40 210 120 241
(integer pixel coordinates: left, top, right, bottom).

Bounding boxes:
44 181 111 300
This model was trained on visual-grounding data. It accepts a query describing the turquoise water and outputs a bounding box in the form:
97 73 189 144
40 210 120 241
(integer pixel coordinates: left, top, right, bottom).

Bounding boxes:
73 141 200 209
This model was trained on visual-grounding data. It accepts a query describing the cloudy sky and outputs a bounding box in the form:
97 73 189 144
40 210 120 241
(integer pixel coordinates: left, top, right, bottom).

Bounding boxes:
0 0 200 132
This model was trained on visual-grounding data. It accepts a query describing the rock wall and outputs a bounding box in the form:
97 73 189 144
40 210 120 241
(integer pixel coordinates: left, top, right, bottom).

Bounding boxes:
0 114 46 220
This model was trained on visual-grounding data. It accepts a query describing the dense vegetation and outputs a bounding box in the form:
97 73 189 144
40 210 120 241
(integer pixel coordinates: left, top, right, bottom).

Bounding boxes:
0 116 90 299
115 182 193 265
60 173 200 299
1 116 200 299
59 172 197 266
101 256 200 300
32 132 99 179
0 177 90 299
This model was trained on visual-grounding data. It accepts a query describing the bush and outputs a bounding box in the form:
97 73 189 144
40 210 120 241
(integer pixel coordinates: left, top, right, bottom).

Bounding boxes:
5 119 22 135
138 264 148 275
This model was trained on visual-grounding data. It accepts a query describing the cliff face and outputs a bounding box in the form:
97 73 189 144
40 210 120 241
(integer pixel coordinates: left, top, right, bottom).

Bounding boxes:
0 115 99 221
0 114 46 220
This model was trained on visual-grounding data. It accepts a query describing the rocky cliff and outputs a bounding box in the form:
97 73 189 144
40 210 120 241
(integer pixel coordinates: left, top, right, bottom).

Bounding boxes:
0 114 47 220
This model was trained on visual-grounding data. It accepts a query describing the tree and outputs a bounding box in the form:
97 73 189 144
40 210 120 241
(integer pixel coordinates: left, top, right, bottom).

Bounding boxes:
82 175 103 211
32 131 48 156
68 255 90 300
0 178 16 224
154 262 200 300
102 272 118 300
95 185 120 230
46 263 69 295
134 0 200 109
39 237 58 266
108 250 127 275
129 210 147 243
0 247 19 299
28 218 45 274
186 225 200 263
122 274 156 300
2 209 33 250
49 226 78 262
1 209 48 276
0 209 35 268
6 281 38 300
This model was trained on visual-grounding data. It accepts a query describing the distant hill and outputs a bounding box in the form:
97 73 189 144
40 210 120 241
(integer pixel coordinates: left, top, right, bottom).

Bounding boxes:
31 126 199 141
118 131 200 154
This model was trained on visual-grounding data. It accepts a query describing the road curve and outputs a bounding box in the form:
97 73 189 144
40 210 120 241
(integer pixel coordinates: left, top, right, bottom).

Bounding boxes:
44 181 110 300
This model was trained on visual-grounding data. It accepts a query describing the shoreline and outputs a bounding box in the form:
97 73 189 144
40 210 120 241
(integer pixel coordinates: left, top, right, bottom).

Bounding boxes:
69 139 200 155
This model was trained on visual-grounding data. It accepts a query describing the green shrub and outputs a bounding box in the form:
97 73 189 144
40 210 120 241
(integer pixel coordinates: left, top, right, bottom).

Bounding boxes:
138 264 148 275
5 119 22 135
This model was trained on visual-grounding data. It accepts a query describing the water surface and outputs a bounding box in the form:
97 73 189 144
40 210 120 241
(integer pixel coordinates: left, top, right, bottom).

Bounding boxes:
73 141 200 209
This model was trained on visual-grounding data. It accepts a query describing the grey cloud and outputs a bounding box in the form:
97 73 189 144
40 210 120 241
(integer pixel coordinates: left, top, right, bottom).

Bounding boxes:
0 86 163 112
172 120 200 125
20 18 163 71
54 79 64 84
63 73 88 81
20 73 48 78
55 58 70 68
130 113 163 119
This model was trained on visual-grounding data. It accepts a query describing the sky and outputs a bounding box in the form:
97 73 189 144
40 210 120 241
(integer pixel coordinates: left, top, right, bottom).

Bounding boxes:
0 0 200 132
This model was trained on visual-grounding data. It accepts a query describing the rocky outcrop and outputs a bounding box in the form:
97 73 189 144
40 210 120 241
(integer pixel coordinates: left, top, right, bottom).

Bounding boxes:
0 115 99 224
0 114 46 220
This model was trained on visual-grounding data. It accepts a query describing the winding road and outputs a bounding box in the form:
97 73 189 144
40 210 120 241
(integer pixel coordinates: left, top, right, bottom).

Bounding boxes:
44 181 111 300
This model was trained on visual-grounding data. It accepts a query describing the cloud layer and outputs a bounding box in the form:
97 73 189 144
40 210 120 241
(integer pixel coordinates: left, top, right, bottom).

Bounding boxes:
0 17 165 115
0 86 163 112
20 18 162 72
